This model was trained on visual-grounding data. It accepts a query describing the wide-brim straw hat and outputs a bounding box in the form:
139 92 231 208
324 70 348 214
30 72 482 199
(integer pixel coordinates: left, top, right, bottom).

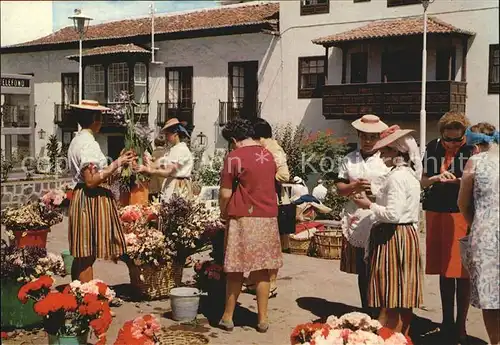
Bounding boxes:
162 118 183 131
69 100 110 111
351 114 388 133
372 125 415 151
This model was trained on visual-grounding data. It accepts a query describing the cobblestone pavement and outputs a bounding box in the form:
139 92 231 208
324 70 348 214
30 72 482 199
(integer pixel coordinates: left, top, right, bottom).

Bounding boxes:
1 220 489 345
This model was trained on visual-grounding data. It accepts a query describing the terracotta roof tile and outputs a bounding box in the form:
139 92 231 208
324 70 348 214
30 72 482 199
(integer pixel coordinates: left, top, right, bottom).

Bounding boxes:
66 44 150 60
312 16 474 46
8 2 279 48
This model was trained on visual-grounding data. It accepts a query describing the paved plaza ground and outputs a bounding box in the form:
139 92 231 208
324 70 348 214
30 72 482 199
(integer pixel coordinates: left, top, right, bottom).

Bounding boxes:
2 219 490 345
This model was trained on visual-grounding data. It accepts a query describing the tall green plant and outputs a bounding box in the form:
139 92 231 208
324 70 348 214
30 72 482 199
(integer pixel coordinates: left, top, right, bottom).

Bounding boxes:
46 134 60 174
274 123 308 180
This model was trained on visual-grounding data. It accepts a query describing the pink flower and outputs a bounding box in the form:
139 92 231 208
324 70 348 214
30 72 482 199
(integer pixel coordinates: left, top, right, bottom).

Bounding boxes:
385 332 408 345
346 330 385 345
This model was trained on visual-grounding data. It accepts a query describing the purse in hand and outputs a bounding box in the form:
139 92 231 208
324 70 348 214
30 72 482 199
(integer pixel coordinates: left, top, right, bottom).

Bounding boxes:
276 181 296 235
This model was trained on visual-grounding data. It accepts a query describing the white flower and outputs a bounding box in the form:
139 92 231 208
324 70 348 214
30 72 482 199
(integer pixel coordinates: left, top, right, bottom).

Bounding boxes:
385 332 408 345
346 330 384 345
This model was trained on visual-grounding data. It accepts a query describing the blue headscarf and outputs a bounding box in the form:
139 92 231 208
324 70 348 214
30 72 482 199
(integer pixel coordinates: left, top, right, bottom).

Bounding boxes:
167 123 190 138
465 126 500 146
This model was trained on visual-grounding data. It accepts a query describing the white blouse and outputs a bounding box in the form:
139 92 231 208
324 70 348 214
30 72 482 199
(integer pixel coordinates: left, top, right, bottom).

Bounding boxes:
161 142 193 178
68 130 108 186
370 166 421 224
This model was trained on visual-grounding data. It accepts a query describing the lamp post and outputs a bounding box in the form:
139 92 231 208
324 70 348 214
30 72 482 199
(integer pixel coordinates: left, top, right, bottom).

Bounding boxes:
420 0 434 156
69 9 92 104
38 128 46 140
197 132 208 148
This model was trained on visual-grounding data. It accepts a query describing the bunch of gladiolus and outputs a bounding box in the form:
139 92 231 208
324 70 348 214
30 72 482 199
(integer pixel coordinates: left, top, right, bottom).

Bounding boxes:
114 314 161 345
17 276 114 345
290 312 412 345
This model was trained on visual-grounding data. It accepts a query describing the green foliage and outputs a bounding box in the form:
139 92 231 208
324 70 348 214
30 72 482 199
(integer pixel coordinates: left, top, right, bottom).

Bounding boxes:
46 134 60 174
317 180 349 221
196 149 227 186
274 123 308 180
1 149 13 182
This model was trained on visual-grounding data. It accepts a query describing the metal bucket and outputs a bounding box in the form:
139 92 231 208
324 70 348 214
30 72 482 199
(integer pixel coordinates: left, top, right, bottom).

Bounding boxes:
169 287 201 322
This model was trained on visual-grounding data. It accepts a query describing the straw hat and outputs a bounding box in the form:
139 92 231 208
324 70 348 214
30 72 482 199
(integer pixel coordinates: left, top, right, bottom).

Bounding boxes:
372 125 415 151
69 100 110 111
162 118 186 131
351 114 388 133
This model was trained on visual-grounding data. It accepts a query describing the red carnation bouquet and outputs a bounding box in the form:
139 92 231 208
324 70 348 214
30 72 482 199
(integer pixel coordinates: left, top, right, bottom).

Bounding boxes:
18 276 113 345
114 314 161 345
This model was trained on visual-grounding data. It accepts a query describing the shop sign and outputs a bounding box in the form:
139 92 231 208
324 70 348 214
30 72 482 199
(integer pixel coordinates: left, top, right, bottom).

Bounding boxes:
1 77 30 88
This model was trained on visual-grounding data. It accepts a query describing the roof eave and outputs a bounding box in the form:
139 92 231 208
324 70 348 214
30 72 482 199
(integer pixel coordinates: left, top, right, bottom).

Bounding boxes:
0 22 274 54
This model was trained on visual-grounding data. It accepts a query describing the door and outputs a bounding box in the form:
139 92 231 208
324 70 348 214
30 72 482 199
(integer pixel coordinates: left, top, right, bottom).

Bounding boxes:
228 61 258 120
107 135 125 161
350 52 368 84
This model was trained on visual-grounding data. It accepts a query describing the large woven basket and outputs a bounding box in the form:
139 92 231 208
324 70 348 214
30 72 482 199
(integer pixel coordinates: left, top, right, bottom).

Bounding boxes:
127 260 184 300
313 228 343 260
289 237 311 256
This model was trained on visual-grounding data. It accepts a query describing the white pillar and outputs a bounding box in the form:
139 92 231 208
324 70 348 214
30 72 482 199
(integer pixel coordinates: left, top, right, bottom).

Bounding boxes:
419 9 428 157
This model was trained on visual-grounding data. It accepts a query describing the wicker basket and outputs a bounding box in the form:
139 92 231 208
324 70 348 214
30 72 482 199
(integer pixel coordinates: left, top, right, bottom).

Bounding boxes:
313 228 343 260
289 237 311 256
157 330 209 345
126 260 184 300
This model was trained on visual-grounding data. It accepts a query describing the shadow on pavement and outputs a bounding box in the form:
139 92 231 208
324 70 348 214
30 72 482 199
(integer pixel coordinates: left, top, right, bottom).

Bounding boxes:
295 297 487 345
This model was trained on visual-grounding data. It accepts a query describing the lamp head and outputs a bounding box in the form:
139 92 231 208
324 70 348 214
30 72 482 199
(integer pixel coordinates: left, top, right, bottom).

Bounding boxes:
69 9 93 36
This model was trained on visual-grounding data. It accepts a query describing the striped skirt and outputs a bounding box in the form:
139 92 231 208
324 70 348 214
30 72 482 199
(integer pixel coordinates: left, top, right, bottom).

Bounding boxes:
368 223 423 309
68 184 127 259
340 236 366 275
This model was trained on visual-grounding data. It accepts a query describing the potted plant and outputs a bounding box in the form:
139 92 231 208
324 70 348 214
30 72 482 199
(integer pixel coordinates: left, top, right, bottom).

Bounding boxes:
1 241 66 328
1 201 64 248
109 91 153 206
114 314 161 345
18 277 114 345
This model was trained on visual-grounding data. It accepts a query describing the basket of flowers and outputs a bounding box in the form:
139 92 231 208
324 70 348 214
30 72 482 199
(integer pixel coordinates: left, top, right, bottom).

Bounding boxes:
1 240 66 328
290 312 413 345
1 201 64 248
18 277 115 345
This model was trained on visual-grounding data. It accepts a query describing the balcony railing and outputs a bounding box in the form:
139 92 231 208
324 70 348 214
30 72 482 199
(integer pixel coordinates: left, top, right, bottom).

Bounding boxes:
218 101 262 126
1 105 31 127
54 104 78 129
157 102 195 129
322 80 466 119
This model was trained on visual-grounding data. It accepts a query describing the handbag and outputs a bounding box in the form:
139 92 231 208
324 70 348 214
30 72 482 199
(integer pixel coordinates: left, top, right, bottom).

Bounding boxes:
276 181 296 235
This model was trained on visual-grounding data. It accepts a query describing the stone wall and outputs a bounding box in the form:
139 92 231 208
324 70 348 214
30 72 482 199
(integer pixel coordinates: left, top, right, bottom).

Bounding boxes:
1 177 72 210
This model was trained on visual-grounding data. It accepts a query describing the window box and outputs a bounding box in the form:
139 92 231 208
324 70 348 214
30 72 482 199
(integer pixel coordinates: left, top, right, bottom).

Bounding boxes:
300 0 329 16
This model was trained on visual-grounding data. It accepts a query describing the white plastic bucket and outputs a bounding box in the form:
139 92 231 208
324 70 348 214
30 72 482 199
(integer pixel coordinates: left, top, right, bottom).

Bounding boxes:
169 287 201 322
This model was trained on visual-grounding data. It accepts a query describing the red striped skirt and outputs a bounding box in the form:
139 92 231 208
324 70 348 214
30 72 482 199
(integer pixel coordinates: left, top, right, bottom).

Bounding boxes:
68 184 127 259
368 223 423 309
340 236 366 275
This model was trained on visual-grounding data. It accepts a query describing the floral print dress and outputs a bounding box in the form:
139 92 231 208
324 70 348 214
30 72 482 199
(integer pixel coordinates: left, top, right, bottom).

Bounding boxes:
466 150 499 309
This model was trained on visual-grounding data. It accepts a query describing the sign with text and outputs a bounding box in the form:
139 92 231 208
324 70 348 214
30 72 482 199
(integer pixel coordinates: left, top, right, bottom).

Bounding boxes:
1 77 30 88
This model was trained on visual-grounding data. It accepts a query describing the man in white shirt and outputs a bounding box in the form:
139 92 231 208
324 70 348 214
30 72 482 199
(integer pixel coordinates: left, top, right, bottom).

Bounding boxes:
312 179 328 202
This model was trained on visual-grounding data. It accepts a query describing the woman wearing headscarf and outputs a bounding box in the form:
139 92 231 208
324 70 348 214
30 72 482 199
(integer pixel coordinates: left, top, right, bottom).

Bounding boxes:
138 118 194 201
458 123 499 345
353 126 423 338
67 100 135 282
422 112 474 341
218 118 283 333
335 114 390 312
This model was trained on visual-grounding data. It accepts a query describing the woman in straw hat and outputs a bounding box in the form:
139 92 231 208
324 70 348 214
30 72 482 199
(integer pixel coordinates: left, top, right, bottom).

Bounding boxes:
137 118 194 201
352 125 423 338
67 100 135 282
335 114 390 313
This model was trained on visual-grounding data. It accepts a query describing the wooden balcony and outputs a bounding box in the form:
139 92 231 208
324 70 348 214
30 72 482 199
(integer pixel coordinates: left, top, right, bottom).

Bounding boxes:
157 102 195 131
218 101 262 126
54 104 78 129
322 81 466 119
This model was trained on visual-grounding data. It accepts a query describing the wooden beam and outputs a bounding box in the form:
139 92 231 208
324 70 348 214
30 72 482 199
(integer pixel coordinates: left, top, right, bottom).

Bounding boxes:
461 37 467 82
341 46 347 84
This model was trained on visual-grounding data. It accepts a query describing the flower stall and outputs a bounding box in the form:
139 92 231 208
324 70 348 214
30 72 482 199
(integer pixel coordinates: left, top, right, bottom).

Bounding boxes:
1 241 66 328
108 91 153 206
1 201 64 248
290 312 413 345
18 277 115 345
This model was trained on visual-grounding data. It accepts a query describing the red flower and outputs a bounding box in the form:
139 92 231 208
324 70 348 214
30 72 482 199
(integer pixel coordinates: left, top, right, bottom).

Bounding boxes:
33 292 77 316
1 332 9 340
95 282 109 297
18 276 54 304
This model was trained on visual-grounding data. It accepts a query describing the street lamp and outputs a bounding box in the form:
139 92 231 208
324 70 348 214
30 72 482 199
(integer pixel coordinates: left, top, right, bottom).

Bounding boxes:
196 132 208 148
419 0 434 156
38 128 46 140
69 9 92 104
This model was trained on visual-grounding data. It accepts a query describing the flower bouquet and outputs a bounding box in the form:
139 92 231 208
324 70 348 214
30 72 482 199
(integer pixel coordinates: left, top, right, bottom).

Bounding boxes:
41 185 72 210
114 314 161 345
108 91 153 196
290 312 412 345
18 277 114 345
1 241 66 328
201 219 226 264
